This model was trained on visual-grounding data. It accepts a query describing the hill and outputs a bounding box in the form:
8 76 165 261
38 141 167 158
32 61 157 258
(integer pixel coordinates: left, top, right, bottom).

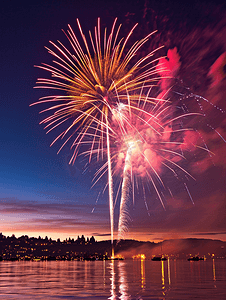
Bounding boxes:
116 238 226 259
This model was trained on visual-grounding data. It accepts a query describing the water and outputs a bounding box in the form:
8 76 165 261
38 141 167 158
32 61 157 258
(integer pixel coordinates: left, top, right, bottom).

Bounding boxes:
0 259 225 299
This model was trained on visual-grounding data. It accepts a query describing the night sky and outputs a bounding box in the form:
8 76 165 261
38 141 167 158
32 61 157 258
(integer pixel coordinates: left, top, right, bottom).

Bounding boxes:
1 0 226 242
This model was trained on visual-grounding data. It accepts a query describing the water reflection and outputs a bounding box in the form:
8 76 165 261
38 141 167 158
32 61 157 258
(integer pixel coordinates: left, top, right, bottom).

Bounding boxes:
168 258 171 285
140 255 145 289
161 258 172 298
118 260 130 299
132 254 146 290
212 258 217 289
109 255 147 299
109 259 131 299
103 259 106 288
161 260 165 296
212 259 216 281
109 260 116 300
0 259 225 299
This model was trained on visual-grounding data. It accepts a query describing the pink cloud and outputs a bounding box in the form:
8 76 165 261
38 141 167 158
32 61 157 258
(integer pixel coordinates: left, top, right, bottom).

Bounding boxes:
208 52 226 87
157 47 181 90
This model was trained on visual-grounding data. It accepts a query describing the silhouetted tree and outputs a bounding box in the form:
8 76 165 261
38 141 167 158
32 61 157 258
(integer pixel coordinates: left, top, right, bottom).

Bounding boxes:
90 236 95 244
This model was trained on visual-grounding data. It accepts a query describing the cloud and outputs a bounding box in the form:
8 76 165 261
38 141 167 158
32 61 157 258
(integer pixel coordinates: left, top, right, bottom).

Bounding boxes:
91 233 111 237
157 47 181 90
0 197 110 237
0 197 108 215
208 52 226 87
193 232 226 236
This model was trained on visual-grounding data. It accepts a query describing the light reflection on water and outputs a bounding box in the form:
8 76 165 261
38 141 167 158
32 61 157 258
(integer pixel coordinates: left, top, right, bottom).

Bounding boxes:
0 259 225 299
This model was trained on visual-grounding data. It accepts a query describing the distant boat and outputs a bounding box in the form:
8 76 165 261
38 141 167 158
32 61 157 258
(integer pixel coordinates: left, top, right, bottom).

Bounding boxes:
151 256 167 261
152 243 167 261
188 256 204 261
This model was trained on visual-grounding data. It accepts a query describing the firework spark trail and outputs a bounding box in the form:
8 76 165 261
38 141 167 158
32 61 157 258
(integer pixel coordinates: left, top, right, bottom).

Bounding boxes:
118 145 132 240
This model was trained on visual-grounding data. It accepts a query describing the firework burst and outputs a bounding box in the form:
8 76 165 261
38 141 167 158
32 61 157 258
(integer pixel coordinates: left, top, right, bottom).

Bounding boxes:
31 17 221 249
31 18 165 256
109 88 206 240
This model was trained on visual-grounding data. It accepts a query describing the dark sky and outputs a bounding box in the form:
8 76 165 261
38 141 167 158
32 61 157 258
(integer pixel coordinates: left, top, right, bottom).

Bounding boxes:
1 0 226 242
